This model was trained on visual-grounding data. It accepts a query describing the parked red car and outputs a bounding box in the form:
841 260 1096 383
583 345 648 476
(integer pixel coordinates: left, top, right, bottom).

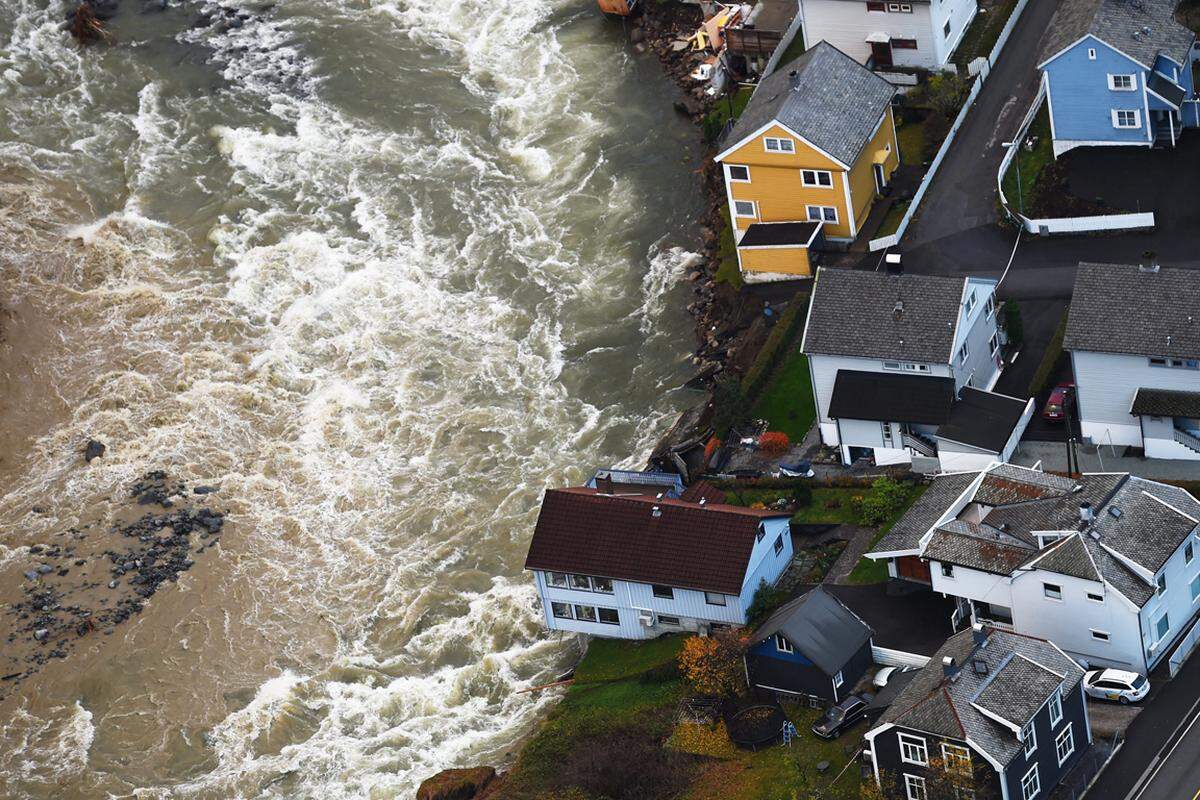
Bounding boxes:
1042 383 1075 421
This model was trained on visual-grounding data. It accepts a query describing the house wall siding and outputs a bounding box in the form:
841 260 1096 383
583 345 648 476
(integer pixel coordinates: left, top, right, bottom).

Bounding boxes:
1137 526 1200 670
737 243 813 277
870 726 1002 798
798 0 969 68
740 517 796 608
846 108 901 229
809 353 952 436
952 281 1002 390
1002 680 1091 800
1072 349 1200 448
1043 37 1151 148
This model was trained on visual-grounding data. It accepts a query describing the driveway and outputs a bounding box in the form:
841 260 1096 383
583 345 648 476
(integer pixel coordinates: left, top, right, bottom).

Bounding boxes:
824 583 956 656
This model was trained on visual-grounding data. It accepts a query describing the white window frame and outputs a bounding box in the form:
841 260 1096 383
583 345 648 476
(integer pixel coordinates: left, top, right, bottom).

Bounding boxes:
657 614 681 626
652 584 674 599
1087 592 1104 603
833 670 844 688
898 732 929 766
1048 689 1063 727
574 604 598 623
958 342 969 365
905 774 927 800
1107 73 1136 91
1022 722 1037 757
990 332 1001 359
942 743 972 776
1022 763 1041 800
941 563 955 578
1087 47 1097 59
965 291 977 315
1156 611 1170 641
1157 573 1167 595
1043 582 1063 601
726 164 751 183
1191 573 1200 601
705 591 727 606
985 295 995 317
801 169 834 187
806 205 838 223
551 601 572 619
1112 109 1141 129
763 136 796 153
547 571 568 588
733 200 758 218
1056 724 1075 766
1091 629 1111 642
775 634 794 653
773 534 785 555
597 607 620 625
1187 541 1194 564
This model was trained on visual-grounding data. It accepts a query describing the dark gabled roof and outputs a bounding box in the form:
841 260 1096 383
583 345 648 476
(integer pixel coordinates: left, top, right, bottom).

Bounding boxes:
1095 477 1200 574
726 42 895 167
827 370 956 424
802 268 970 363
1039 0 1195 68
1064 263 1200 359
936 388 1030 453
871 472 979 554
524 488 789 595
738 221 821 248
1148 71 1186 106
879 628 1084 766
752 585 873 675
924 522 1034 575
1131 387 1200 418
1025 534 1100 582
971 653 1066 729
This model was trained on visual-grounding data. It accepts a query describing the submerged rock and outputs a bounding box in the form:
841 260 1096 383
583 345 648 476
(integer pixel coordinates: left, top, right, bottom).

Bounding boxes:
84 440 106 462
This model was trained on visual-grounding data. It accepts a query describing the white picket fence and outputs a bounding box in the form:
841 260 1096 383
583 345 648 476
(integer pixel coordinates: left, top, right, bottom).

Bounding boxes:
872 645 931 669
867 0 1032 251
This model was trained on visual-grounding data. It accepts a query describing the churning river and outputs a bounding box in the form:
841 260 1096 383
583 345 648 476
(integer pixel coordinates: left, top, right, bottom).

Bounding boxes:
0 0 701 796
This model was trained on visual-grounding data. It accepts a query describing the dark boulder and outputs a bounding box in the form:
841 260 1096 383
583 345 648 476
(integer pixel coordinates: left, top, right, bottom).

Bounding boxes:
416 767 497 800
84 440 106 462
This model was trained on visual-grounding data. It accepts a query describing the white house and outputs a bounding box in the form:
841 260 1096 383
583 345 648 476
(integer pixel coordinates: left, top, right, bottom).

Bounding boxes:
801 268 1033 469
1065 262 1200 460
868 462 1200 675
523 486 794 639
797 0 977 70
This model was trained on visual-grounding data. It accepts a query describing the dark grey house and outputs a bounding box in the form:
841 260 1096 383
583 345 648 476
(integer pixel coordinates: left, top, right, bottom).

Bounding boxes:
864 625 1090 800
745 586 874 705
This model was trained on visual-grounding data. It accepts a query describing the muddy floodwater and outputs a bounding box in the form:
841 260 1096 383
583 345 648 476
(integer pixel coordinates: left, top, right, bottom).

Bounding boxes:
0 0 701 796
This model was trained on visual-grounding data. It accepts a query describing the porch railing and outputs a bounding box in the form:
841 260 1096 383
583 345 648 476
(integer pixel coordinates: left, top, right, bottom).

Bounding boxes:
902 432 937 458
1173 426 1200 454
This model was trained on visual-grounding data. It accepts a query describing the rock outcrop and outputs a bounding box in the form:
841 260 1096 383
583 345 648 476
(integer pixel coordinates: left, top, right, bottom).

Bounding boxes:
416 767 497 800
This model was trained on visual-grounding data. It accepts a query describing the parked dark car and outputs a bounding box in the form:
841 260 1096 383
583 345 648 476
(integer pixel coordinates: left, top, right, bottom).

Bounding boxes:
1042 382 1075 421
811 694 869 739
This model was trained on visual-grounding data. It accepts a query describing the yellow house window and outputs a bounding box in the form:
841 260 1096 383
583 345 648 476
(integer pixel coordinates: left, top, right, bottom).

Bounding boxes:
801 169 834 188
734 200 758 218
763 137 795 153
727 165 751 183
806 205 838 223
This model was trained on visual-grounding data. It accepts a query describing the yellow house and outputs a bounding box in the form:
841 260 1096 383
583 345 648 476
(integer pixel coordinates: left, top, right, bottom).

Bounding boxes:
715 42 899 281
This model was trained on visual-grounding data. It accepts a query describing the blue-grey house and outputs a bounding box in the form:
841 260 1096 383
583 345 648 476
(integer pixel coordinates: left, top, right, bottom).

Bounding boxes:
1038 0 1199 157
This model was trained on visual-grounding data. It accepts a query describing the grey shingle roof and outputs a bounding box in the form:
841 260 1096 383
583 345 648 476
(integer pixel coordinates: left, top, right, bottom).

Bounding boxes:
802 268 967 362
879 628 1084 766
1095 478 1200 573
1081 535 1156 606
924 524 1034 575
1131 387 1200 418
972 653 1066 729
1064 263 1200 358
752 585 873 675
936 388 1030 453
725 42 896 167
1024 534 1100 582
1039 0 1195 68
871 472 979 554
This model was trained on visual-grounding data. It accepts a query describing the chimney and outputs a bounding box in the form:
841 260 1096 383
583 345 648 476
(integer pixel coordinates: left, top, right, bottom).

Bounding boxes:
942 656 960 682
1079 502 1094 525
972 622 988 647
652 506 662 518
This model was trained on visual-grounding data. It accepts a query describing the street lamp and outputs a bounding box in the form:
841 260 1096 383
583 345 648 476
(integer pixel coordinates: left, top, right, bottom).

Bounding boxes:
1001 140 1024 217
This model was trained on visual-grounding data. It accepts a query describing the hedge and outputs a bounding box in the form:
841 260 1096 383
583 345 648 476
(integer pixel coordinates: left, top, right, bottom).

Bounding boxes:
740 293 810 404
712 474 920 491
1029 308 1069 398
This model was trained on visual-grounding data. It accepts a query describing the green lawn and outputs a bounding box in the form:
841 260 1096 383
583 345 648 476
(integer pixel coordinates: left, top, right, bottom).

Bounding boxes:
573 635 684 683
774 31 807 71
725 487 867 525
845 484 928 584
1001 102 1053 217
951 0 1019 65
875 200 910 238
750 343 816 440
715 208 744 289
705 85 755 137
896 116 927 165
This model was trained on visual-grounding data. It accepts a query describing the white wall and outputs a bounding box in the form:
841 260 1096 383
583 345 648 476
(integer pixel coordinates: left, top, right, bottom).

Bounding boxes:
740 517 796 607
936 440 999 471
1139 527 1200 671
800 0 959 69
1073 349 1200 448
929 561 1014 608
952 280 1002 391
929 0 977 65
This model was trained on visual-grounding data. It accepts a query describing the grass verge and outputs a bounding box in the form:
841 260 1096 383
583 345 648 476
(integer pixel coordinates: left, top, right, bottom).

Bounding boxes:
845 484 929 585
1001 102 1052 217
774 31 807 70
951 0 1019 65
749 343 815 441
715 209 744 290
1028 308 1070 398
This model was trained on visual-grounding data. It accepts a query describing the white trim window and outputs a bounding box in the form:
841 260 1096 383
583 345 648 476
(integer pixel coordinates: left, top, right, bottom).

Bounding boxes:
705 591 727 606
547 571 568 588
1056 724 1075 766
733 200 757 218
833 670 844 688
958 342 969 365
965 291 977 315
941 563 955 578
1187 540 1195 564
888 1 913 11
1191 573 1200 601
773 534 785 555
1087 592 1104 603
726 164 751 183
806 205 838 223
1157 573 1167 596
883 361 931 372
1043 582 1063 600
1112 109 1141 129
1091 629 1111 642
775 634 793 653
1021 763 1041 800
551 601 572 619
1107 74 1136 91
1087 47 1097 59
990 332 1001 359
898 732 929 765
942 743 972 775
904 774 928 800
1022 722 1037 757
985 295 995 317
801 169 834 187
1048 689 1063 727
1156 611 1170 641
763 136 796 153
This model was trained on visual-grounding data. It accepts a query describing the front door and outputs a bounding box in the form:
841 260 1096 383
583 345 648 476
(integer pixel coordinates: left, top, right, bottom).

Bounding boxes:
870 41 893 68
873 162 887 194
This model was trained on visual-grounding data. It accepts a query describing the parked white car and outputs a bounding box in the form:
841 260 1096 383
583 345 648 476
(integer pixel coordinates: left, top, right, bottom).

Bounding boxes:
1083 669 1149 704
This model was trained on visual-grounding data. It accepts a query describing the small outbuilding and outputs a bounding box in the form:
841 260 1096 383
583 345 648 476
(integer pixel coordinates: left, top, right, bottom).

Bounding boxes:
745 585 874 705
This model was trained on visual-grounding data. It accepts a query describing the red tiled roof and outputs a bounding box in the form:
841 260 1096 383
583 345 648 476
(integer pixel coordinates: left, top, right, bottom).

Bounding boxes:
680 480 727 505
524 488 789 595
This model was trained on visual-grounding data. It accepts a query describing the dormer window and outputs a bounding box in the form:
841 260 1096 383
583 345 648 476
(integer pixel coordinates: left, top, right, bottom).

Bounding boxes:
775 634 794 653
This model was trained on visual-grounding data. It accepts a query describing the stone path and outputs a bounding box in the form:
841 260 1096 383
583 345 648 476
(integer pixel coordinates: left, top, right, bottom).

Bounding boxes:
821 525 875 585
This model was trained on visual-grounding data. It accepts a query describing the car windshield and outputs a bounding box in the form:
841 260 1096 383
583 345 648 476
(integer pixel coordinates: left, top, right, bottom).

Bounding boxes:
1133 675 1148 689
827 708 845 722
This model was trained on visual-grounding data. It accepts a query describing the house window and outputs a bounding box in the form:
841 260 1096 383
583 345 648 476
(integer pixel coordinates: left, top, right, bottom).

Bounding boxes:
883 361 931 372
990 333 1001 359
1187 541 1194 564
1091 629 1110 641
943 19 952 37
592 577 614 594
705 591 727 606
905 774 928 800
652 585 674 599
756 526 765 542
1108 74 1136 91
547 572 568 588
727 165 750 182
1043 582 1062 600
958 342 969 365
985 295 995 317
1112 109 1141 129
887 2 913 11
892 38 918 49
867 0 886 9
942 743 971 775
1157 611 1170 641
801 169 834 187
965 291 977 314
551 602 572 619
1149 356 1200 369
1157 574 1167 595
1150 357 1168 367
806 205 838 223
941 563 955 578
898 732 929 765
764 137 796 153
733 200 757 218
598 607 620 625
574 605 598 622
1087 592 1104 603
1191 573 1200 601
1021 722 1037 757
570 574 592 591
773 534 784 555
833 670 844 688
1056 724 1075 766
775 634 794 653
1022 763 1041 800
1048 689 1063 727
658 614 681 626
1087 47 1097 59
